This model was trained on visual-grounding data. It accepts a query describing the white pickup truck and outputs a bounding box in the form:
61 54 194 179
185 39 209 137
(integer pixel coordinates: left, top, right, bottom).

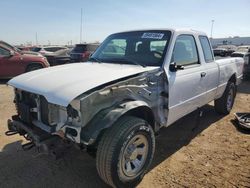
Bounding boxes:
7 29 244 188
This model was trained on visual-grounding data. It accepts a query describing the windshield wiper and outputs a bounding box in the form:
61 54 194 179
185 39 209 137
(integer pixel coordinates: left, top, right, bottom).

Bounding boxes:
118 57 146 68
89 57 102 64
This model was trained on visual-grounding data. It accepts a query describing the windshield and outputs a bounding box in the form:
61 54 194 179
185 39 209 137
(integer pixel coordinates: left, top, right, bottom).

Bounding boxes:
91 30 171 66
31 47 42 52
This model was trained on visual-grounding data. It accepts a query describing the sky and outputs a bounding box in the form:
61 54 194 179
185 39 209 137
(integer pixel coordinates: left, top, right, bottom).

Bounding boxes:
0 0 250 45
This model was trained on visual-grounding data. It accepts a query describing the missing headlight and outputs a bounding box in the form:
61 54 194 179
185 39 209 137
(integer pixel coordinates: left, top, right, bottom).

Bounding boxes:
67 105 79 118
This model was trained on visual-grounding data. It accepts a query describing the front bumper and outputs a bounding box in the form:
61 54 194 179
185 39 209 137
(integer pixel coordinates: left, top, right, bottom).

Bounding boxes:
6 116 70 157
7 116 51 144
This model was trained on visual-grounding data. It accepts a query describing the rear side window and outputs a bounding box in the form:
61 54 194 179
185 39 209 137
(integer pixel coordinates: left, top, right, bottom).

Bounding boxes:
172 35 199 66
199 36 214 62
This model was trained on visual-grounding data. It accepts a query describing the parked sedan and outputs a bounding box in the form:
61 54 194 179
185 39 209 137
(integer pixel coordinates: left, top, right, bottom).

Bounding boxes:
31 46 68 56
0 44 49 78
45 49 71 66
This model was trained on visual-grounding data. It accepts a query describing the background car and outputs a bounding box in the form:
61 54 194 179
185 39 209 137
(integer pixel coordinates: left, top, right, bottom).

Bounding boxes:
0 43 49 78
231 46 250 79
31 46 68 56
70 43 99 62
217 45 237 56
0 40 41 56
213 48 228 56
45 48 71 66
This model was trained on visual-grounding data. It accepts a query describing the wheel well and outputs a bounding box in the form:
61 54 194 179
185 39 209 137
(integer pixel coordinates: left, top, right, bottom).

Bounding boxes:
229 73 236 84
88 105 156 149
25 63 43 72
124 106 155 130
93 106 155 151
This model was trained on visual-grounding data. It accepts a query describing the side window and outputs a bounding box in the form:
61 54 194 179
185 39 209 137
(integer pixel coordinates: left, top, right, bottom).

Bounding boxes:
199 36 214 62
172 35 199 66
0 47 10 56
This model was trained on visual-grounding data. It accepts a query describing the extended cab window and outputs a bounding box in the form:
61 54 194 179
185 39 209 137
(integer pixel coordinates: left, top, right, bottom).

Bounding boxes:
199 36 214 62
172 35 198 66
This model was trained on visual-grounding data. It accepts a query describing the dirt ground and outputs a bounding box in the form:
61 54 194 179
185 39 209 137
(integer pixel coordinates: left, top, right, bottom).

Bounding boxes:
0 80 249 188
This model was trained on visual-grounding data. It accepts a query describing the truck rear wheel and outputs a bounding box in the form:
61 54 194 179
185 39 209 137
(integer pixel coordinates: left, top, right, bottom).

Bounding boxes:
96 116 155 188
214 82 236 114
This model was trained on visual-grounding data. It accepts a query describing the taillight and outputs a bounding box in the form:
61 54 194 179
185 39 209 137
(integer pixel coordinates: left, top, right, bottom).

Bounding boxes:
82 51 90 58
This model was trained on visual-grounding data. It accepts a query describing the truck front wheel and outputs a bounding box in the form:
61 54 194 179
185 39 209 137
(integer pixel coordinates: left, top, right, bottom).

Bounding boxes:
96 116 155 188
214 81 236 114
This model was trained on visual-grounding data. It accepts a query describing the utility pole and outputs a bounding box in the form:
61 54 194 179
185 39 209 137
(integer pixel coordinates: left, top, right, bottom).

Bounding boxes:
80 8 83 43
210 20 215 38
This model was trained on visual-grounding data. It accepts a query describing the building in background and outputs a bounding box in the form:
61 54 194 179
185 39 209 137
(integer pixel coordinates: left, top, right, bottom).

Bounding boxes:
210 36 250 47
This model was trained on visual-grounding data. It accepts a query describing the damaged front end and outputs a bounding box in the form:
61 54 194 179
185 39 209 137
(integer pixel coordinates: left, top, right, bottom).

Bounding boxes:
6 90 80 158
6 68 168 157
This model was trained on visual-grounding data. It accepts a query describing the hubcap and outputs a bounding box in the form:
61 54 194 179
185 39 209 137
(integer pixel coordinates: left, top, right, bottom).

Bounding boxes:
227 88 234 111
120 134 149 179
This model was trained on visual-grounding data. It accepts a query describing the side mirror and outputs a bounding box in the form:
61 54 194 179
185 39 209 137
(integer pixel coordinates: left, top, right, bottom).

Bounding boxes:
169 62 184 72
8 50 15 57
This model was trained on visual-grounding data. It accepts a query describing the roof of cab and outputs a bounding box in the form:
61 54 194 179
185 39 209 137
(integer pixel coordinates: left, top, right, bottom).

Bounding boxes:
112 28 207 36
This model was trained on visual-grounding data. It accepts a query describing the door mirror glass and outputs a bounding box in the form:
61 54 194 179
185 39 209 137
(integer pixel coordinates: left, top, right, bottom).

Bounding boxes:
9 50 15 56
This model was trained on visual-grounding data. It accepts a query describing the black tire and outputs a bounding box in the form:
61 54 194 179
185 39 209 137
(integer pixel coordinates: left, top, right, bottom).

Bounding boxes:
214 81 236 114
26 64 43 72
96 116 155 188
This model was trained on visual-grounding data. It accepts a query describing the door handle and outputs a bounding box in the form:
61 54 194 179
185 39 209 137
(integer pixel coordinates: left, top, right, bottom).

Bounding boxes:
201 72 206 77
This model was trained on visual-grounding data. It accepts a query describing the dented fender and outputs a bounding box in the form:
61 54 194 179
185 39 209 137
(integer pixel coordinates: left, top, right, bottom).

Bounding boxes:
80 100 154 145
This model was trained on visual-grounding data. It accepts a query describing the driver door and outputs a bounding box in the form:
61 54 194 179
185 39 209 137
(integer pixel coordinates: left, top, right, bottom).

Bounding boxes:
166 35 206 126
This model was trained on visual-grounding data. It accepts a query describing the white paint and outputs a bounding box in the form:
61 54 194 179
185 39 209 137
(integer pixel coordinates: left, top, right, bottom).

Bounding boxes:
8 62 157 107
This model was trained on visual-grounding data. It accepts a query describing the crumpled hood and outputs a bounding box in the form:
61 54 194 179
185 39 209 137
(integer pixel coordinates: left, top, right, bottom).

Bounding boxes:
8 62 158 106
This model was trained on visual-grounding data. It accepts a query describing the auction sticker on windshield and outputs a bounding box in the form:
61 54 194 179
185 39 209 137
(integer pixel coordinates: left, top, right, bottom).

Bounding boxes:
141 33 164 39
